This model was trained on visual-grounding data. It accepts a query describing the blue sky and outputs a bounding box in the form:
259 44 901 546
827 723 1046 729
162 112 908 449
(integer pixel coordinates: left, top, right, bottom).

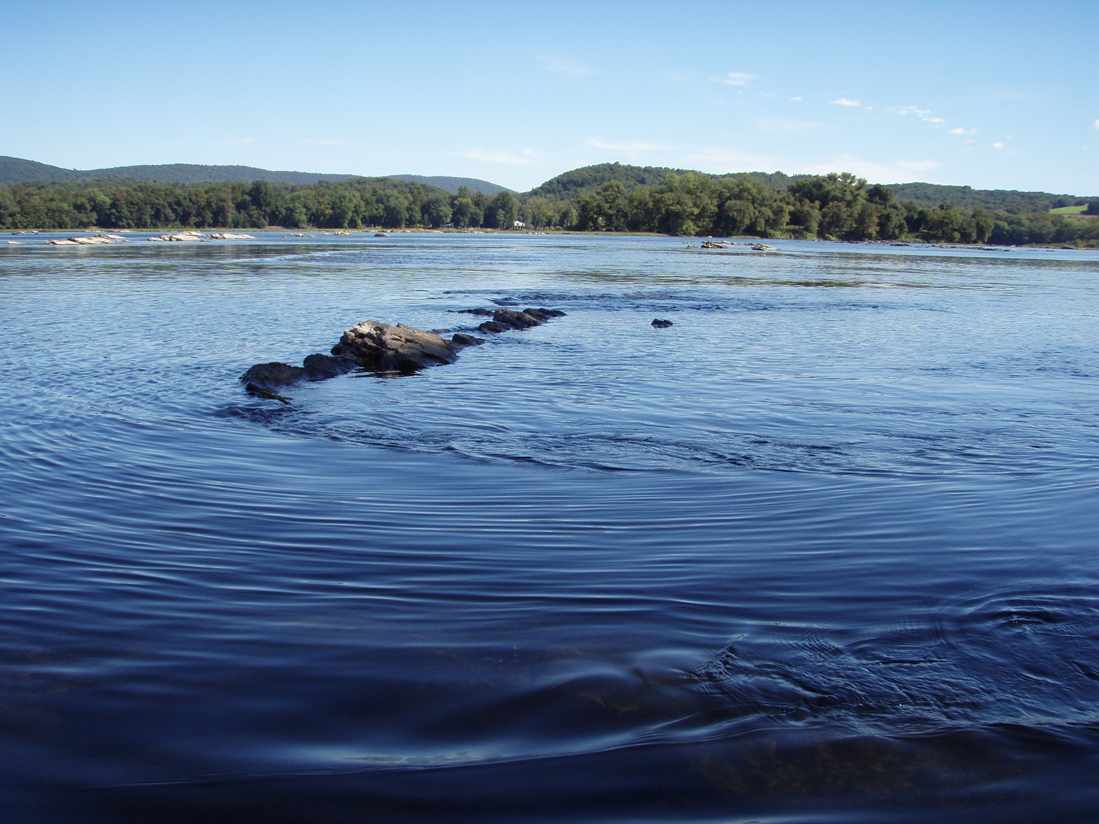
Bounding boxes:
5 0 1098 193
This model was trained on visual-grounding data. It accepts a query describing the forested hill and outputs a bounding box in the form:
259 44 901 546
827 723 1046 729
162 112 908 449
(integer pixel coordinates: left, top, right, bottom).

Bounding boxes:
883 182 1086 213
0 157 359 185
0 156 506 194
387 175 510 195
528 163 1094 214
0 157 81 184
527 163 805 199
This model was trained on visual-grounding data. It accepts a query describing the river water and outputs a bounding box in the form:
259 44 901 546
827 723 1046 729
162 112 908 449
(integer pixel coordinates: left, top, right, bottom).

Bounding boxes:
2 232 1098 821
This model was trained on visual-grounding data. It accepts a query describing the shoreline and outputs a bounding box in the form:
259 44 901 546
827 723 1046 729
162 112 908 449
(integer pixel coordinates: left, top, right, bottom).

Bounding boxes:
7 226 1097 250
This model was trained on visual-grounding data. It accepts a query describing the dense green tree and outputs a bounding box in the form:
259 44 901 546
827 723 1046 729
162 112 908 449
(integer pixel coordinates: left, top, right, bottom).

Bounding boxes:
485 191 519 228
421 193 452 228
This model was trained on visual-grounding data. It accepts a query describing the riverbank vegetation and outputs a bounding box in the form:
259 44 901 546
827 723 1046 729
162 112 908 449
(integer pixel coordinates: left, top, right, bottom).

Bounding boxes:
3 164 1098 246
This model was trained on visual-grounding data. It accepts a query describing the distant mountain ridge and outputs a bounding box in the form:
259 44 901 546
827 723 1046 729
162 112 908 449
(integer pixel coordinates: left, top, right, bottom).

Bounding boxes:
528 163 1094 214
0 156 509 195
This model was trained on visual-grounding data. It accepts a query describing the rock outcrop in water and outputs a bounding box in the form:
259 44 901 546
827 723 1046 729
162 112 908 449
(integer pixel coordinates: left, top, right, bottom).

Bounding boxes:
241 305 565 401
332 321 458 373
651 318 673 328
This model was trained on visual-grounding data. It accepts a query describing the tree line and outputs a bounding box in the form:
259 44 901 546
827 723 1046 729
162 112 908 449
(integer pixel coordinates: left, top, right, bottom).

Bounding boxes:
2 173 1097 246
0 179 523 231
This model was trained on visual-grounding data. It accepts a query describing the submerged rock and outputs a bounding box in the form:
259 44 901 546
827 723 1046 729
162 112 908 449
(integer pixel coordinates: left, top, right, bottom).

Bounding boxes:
244 384 291 404
651 318 674 328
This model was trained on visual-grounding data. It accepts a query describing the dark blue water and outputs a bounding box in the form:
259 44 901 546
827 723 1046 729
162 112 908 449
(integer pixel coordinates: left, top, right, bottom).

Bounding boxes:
3 232 1099 821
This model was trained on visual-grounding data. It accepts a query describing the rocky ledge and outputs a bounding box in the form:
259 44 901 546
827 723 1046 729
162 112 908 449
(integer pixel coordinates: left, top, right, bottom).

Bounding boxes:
241 305 565 402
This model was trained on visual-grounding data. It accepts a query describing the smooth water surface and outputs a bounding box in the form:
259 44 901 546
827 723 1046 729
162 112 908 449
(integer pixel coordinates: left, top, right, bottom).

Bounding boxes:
2 232 1099 821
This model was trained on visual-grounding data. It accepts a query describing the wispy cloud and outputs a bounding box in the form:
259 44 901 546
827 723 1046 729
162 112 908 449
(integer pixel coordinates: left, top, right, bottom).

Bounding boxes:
685 146 785 173
949 127 977 136
789 96 803 103
1094 118 1099 131
537 54 591 78
892 105 945 125
832 97 865 109
715 71 755 87
679 146 940 183
462 148 539 166
991 141 1007 150
805 154 941 182
586 137 665 153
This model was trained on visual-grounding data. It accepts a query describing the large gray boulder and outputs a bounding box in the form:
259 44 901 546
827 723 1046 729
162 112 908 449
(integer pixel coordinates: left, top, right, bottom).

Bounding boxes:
331 320 457 374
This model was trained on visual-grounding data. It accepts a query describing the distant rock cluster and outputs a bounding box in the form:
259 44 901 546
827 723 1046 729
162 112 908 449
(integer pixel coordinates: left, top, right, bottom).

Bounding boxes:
48 234 127 246
46 231 255 246
148 231 254 242
241 306 566 402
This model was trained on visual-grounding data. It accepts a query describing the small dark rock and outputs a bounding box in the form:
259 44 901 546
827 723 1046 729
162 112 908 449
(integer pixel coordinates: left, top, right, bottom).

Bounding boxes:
523 307 567 320
651 319 674 328
459 307 496 316
477 320 510 334
303 353 357 381
240 362 306 387
492 308 542 329
451 333 485 348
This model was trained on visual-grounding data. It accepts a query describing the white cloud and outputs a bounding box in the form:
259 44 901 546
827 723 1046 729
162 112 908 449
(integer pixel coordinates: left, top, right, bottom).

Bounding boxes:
790 96 803 102
685 146 786 173
964 139 977 146
891 105 945 125
586 137 664 153
949 127 977 136
992 141 1007 150
1094 119 1099 131
832 97 864 108
716 71 755 87
462 148 539 166
537 55 591 78
674 146 941 183
804 154 941 182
